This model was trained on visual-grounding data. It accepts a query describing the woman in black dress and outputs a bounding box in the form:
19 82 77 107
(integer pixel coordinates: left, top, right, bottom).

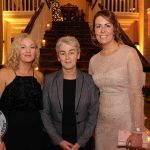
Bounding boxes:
0 33 48 150
41 36 99 150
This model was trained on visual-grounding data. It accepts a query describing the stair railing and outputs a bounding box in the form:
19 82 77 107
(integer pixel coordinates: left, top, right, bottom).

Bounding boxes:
3 0 41 11
91 0 98 10
23 1 52 49
87 0 98 10
45 0 52 9
101 0 138 12
119 26 150 72
23 3 44 33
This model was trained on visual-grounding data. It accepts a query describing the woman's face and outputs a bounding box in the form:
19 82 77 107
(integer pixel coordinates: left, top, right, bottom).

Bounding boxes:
57 43 80 71
95 16 115 46
18 38 37 64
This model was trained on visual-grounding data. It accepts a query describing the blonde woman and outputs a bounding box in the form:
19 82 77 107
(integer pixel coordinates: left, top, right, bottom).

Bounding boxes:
0 33 48 150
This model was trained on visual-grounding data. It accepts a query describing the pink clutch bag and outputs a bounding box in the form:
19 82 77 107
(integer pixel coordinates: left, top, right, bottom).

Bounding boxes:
118 130 149 148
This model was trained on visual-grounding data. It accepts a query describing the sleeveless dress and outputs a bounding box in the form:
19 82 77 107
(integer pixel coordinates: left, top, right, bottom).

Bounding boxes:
89 45 144 150
0 73 48 150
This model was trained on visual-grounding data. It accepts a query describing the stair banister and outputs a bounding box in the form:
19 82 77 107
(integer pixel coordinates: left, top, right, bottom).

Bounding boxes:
23 1 52 49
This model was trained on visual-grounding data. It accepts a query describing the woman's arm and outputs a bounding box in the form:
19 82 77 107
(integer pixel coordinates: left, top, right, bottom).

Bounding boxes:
127 48 144 132
127 48 144 148
0 68 8 96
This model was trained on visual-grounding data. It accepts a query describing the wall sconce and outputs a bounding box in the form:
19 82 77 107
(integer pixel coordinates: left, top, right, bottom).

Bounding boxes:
42 39 46 47
35 67 39 70
46 24 50 30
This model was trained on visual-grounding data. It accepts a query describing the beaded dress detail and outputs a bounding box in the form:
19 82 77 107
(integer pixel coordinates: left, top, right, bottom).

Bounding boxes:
89 45 144 150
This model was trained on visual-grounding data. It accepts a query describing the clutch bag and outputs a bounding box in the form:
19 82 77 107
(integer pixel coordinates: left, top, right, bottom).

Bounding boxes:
118 130 148 148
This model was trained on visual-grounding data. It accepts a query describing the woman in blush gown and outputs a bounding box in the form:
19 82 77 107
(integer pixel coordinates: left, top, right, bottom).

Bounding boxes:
89 10 144 150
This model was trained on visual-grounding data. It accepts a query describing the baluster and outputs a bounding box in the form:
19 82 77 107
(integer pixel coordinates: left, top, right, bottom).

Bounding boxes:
23 0 26 11
15 0 19 11
135 0 138 12
3 0 6 10
115 0 118 12
111 0 114 11
36 0 38 10
34 0 38 10
7 0 9 10
28 0 30 11
103 0 106 9
123 0 125 12
20 0 22 11
32 0 34 10
127 0 129 12
108 0 110 11
130 0 133 12
119 0 121 12
37 0 38 10
12 0 15 11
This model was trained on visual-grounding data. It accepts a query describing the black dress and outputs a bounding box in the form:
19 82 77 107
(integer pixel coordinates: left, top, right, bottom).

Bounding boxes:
0 75 48 150
62 79 77 144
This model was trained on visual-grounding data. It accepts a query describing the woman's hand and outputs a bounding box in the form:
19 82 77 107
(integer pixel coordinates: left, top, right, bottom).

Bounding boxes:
126 133 142 149
71 143 80 150
59 140 73 150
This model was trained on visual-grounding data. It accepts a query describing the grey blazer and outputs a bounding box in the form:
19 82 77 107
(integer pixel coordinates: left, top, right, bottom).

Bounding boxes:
41 69 99 147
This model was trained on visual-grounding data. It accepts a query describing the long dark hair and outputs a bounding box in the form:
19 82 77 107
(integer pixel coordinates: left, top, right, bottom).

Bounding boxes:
91 10 123 47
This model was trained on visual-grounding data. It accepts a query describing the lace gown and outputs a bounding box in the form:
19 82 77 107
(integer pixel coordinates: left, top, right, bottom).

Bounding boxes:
89 45 144 150
0 75 48 150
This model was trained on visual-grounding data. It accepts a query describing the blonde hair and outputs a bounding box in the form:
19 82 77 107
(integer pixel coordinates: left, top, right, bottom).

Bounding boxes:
5 33 39 70
56 36 80 54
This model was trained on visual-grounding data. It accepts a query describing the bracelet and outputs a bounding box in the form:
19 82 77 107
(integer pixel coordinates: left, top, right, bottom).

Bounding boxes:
136 128 141 132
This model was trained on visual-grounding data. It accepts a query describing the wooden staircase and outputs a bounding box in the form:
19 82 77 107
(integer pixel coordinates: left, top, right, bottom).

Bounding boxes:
39 21 99 74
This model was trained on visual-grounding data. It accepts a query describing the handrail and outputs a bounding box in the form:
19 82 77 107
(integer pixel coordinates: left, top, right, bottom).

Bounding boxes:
120 26 150 72
91 0 98 10
45 0 51 10
23 2 44 33
88 0 98 10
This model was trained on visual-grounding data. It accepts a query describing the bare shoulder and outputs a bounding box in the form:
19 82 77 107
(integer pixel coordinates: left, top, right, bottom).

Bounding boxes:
0 67 8 75
0 67 14 80
34 70 44 86
0 67 15 96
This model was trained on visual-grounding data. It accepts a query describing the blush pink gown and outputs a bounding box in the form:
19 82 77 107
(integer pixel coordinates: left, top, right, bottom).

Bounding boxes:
89 45 144 150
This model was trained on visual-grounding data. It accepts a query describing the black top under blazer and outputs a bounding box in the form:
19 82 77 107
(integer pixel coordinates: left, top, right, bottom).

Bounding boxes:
41 69 100 147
